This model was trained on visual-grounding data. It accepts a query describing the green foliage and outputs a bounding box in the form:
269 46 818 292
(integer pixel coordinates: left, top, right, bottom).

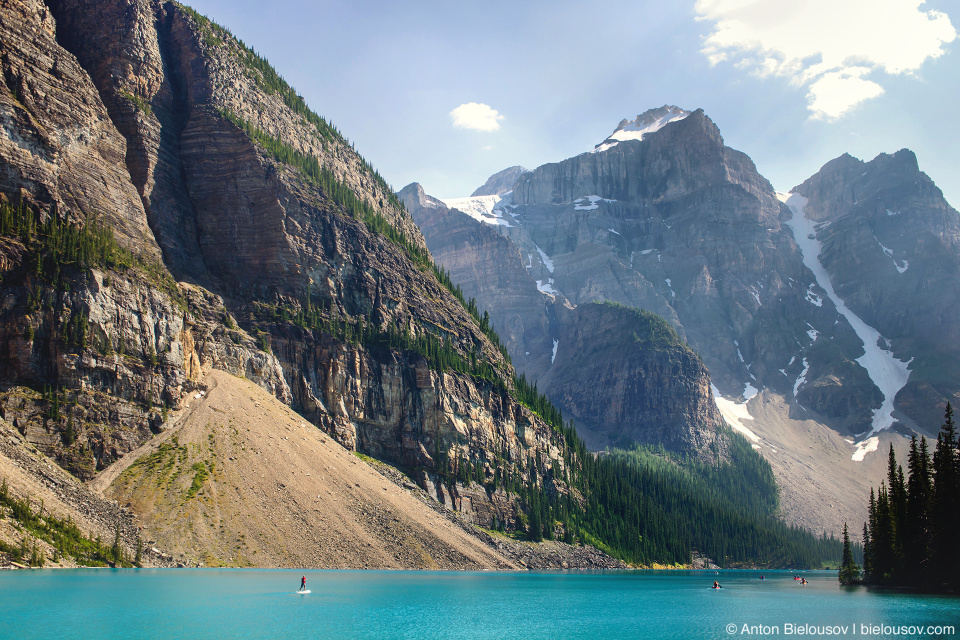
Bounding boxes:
144 343 158 367
563 433 842 568
186 461 212 499
0 201 132 273
0 479 132 566
862 404 960 589
599 300 683 347
838 523 861 585
119 90 153 117
512 373 564 430
0 200 183 308
253 299 508 389
216 109 427 269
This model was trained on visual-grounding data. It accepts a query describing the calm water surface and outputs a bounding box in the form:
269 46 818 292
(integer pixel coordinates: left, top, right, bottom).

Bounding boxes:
1 569 957 639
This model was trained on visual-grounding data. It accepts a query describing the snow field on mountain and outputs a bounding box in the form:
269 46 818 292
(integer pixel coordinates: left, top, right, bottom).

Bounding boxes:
592 107 691 153
780 192 912 437
712 384 762 446
441 193 514 227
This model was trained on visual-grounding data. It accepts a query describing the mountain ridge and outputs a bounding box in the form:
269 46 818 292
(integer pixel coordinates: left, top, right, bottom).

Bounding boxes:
410 107 959 536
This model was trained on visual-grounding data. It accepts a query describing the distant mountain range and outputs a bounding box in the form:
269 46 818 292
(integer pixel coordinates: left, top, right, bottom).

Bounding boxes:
404 106 960 535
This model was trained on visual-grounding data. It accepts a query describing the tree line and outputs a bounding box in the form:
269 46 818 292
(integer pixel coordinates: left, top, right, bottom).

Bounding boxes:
840 404 960 590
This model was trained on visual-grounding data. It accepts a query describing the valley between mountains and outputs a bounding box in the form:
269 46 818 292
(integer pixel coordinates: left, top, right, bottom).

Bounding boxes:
1 0 957 571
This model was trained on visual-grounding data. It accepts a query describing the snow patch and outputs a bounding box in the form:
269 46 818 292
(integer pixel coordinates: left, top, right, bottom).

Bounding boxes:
852 436 880 462
781 192 912 435
534 245 555 274
551 339 559 364
805 284 823 307
712 384 761 443
743 383 759 402
608 228 621 236
536 279 558 295
573 195 617 211
593 107 691 153
793 357 810 398
874 235 909 273
441 192 515 228
806 323 819 342
665 278 675 298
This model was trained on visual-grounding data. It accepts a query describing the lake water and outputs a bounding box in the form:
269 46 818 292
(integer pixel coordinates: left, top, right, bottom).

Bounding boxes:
1 570 957 639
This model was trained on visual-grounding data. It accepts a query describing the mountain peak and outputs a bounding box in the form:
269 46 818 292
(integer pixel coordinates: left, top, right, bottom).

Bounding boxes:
593 105 692 153
471 166 529 197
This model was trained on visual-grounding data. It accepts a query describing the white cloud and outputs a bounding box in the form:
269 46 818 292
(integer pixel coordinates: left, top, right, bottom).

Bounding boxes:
449 102 504 132
695 0 957 119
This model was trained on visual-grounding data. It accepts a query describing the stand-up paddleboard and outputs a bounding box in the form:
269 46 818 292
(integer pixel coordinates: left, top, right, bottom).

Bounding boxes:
296 589 311 595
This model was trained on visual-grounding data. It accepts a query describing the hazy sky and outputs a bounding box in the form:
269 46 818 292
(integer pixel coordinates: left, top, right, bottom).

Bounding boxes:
182 0 959 205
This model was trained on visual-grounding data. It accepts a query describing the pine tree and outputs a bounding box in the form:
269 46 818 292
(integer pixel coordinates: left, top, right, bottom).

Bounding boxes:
885 445 907 581
931 403 959 587
839 523 861 585
905 435 931 582
861 522 872 581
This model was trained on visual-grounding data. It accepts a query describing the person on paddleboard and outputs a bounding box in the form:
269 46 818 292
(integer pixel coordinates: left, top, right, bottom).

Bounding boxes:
300 576 306 591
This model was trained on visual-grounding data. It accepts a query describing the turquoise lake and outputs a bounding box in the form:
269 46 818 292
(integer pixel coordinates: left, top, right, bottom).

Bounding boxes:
1 570 957 639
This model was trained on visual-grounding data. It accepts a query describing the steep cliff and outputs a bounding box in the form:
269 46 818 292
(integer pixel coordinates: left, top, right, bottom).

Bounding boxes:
409 108 960 537
0 0 161 256
423 108 912 437
402 182 727 458
540 302 725 454
0 0 571 546
792 150 960 430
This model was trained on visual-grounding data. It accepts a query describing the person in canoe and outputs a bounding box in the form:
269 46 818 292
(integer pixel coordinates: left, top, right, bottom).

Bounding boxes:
713 580 722 589
300 576 307 592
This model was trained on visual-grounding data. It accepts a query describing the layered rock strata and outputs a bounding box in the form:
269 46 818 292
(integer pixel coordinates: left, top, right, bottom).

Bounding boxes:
0 0 579 540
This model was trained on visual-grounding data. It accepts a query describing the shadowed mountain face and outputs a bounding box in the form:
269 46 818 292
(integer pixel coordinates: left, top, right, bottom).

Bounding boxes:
409 107 960 445
793 150 960 432
401 183 727 459
407 108 960 537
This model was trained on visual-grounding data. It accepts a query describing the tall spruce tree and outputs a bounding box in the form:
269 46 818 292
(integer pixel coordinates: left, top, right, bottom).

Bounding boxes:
886 445 907 582
905 435 931 583
931 403 959 587
838 523 861 585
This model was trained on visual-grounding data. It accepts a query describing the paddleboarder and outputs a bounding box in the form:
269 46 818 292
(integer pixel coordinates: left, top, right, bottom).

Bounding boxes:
300 576 307 592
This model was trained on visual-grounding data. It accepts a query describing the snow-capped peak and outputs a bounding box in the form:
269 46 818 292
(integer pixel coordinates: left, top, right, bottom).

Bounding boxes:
593 105 691 153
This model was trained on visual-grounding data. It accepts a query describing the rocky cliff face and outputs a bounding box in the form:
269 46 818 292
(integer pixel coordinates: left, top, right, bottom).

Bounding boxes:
402 182 727 459
539 302 725 454
416 108 943 440
0 0 571 535
793 150 960 430
0 0 161 256
471 165 527 197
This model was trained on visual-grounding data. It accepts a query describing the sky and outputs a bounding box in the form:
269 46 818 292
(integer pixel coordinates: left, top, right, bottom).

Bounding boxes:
181 0 959 206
